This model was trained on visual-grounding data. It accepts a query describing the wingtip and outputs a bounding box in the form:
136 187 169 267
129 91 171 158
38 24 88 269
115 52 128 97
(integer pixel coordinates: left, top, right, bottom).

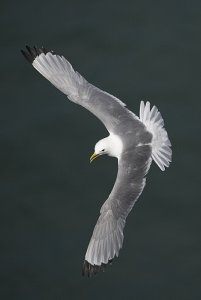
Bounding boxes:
21 45 36 64
21 45 55 64
21 48 33 63
82 259 113 277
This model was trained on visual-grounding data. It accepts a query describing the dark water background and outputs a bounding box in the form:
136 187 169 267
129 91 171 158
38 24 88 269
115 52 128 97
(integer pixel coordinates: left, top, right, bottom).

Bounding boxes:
1 0 201 299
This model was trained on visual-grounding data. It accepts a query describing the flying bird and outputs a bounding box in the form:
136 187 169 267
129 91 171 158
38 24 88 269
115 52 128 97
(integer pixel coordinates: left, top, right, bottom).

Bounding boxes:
21 46 172 277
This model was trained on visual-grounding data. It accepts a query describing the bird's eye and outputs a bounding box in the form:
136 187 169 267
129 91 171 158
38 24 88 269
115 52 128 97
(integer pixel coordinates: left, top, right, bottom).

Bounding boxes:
102 149 105 152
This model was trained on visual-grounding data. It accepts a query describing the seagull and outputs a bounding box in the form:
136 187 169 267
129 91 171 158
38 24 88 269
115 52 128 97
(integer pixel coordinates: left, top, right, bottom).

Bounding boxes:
21 46 172 277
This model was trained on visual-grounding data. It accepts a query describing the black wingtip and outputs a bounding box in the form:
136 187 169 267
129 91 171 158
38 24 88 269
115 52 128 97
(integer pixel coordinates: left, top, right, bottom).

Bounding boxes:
82 259 113 277
21 49 33 63
21 45 55 64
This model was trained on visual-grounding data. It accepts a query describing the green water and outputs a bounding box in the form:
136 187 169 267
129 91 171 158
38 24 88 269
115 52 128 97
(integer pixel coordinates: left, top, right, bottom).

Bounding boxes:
1 0 201 299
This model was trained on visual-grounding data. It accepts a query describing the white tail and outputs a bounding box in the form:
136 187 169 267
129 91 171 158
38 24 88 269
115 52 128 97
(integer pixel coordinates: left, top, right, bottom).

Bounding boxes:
139 101 172 171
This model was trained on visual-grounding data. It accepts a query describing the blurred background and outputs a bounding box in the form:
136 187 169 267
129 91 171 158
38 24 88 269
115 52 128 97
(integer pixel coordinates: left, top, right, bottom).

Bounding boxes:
1 0 201 299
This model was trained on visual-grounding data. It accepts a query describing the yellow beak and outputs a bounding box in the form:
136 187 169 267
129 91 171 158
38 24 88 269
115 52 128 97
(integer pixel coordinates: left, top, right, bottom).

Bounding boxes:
90 152 100 163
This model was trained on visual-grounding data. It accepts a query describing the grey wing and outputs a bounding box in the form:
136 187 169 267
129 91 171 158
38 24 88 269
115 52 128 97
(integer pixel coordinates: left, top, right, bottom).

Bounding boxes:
21 46 140 132
82 145 152 277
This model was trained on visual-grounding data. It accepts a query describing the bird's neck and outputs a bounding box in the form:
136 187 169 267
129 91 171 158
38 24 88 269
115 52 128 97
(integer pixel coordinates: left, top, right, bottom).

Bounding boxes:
107 133 123 159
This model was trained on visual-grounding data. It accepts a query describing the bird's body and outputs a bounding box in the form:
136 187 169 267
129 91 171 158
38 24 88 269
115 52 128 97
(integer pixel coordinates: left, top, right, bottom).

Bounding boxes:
21 46 172 277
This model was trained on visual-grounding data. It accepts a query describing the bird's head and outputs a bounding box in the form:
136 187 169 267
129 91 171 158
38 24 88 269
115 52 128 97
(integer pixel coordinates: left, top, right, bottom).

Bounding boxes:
90 138 109 163
90 134 123 163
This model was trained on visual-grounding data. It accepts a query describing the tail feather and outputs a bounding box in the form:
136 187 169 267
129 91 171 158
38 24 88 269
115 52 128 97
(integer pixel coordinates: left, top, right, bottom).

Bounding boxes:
140 101 172 171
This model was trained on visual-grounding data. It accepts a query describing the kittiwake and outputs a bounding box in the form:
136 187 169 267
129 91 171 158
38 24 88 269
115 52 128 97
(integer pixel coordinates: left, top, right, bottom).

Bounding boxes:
21 46 172 277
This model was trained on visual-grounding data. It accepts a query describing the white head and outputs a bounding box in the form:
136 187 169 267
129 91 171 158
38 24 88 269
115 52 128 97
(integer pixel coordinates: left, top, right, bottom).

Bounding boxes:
90 134 123 162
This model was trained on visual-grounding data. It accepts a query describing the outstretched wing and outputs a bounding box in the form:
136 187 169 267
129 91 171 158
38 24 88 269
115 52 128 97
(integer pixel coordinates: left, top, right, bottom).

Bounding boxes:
82 145 152 277
21 46 140 132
